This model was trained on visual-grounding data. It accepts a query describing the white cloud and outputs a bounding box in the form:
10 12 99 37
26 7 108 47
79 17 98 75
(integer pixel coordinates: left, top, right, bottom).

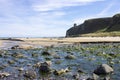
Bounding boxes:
32 0 105 11
98 4 114 16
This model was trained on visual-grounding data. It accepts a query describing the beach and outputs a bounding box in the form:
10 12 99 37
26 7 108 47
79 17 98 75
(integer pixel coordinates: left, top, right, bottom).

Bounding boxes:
0 37 120 79
0 37 120 49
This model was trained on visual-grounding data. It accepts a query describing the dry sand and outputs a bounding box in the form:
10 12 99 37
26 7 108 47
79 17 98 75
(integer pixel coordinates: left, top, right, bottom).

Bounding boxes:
0 37 120 49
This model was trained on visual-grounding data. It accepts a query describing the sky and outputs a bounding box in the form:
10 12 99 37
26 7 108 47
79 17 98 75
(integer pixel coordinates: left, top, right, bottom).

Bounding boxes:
0 0 120 37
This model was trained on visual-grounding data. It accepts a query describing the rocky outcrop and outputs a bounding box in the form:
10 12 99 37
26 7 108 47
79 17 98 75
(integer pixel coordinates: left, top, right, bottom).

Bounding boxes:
66 13 120 37
107 14 120 31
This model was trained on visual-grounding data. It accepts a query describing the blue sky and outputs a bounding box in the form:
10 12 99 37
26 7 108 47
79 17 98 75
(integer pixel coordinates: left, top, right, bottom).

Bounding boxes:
0 0 120 37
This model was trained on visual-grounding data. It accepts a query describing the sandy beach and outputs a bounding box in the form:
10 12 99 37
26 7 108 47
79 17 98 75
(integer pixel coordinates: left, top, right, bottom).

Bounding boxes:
0 37 120 49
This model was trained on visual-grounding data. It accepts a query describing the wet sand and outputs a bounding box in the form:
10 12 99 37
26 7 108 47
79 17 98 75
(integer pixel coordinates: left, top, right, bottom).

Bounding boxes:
0 37 120 49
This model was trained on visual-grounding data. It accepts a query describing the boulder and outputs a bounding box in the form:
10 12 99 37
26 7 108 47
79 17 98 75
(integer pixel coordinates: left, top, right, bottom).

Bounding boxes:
39 61 51 73
94 64 114 75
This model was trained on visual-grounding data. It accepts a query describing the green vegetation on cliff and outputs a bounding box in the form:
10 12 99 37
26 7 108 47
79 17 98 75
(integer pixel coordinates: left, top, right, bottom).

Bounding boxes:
66 13 120 37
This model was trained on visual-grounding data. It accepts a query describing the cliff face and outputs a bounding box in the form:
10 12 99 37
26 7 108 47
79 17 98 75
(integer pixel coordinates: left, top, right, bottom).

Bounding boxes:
66 13 120 37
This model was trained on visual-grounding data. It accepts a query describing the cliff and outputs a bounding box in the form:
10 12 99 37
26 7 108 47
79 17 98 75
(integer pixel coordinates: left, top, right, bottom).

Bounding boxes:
66 13 120 37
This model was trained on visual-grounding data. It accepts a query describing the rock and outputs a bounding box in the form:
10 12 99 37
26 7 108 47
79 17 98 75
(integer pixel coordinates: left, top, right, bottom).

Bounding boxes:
54 60 62 64
65 54 76 59
41 51 51 56
92 73 99 80
94 64 114 75
53 54 61 59
32 53 39 57
18 68 24 71
8 60 15 64
24 70 37 79
103 76 111 80
86 78 94 80
11 52 25 58
0 72 11 78
72 74 79 79
39 62 51 73
53 68 69 75
11 45 20 49
33 62 41 68
45 61 52 66
77 68 84 73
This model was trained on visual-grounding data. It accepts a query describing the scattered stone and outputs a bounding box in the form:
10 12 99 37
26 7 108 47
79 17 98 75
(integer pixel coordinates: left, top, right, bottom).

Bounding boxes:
0 72 11 78
39 62 51 73
45 61 52 66
65 54 76 59
18 68 24 71
33 62 41 68
24 70 37 79
8 60 15 64
77 68 84 73
92 73 99 80
103 76 111 80
45 57 52 61
53 54 61 59
27 64 32 66
53 68 69 75
11 45 20 49
32 53 39 57
54 60 62 64
94 64 114 75
72 74 79 79
41 51 51 56
86 78 94 80
11 52 25 58
0 64 9 70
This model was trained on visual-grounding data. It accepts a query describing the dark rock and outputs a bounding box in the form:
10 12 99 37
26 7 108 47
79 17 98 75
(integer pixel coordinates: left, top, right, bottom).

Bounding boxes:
72 74 79 79
86 78 94 80
11 45 20 49
94 64 114 75
41 51 51 56
39 61 51 73
77 68 84 73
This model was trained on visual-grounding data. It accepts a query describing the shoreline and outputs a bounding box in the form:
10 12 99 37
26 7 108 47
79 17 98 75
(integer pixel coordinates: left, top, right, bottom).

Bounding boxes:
0 37 120 50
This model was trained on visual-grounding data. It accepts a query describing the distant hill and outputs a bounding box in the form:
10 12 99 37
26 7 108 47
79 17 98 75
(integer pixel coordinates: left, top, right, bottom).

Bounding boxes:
66 13 120 37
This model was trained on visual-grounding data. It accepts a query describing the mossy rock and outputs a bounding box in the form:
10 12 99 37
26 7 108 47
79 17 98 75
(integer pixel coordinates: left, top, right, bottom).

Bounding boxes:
65 55 76 59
